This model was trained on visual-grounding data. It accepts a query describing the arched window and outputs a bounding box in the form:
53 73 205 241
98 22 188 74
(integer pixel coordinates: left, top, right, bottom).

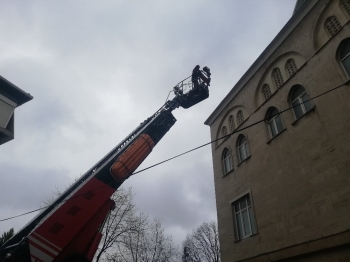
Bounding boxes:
237 135 250 163
290 85 313 119
222 148 233 175
338 39 350 76
272 68 284 88
286 59 298 77
229 115 236 132
237 110 244 125
266 107 284 138
222 126 228 137
340 0 350 17
262 84 272 101
325 16 342 37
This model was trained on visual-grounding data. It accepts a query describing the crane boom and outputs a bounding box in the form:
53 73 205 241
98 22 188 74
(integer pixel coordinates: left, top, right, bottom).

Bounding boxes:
1 67 210 262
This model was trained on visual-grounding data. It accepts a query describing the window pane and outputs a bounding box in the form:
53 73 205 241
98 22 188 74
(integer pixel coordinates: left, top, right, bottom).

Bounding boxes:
302 93 312 112
269 121 277 137
268 108 279 120
291 86 304 100
275 115 283 133
342 56 350 76
248 208 257 234
239 146 246 161
237 111 244 125
242 210 252 236
236 214 243 239
244 143 250 157
286 59 297 77
224 157 231 173
224 150 228 158
340 41 350 60
292 100 303 119
234 203 240 212
239 136 247 145
325 16 342 37
272 68 284 88
240 199 247 209
262 84 271 100
224 159 228 173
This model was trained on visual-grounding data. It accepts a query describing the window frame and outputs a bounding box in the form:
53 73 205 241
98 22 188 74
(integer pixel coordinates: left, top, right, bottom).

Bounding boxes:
324 16 342 37
340 0 350 17
237 110 244 126
285 58 298 77
289 85 313 120
222 148 233 176
262 84 272 101
237 135 250 163
338 38 350 77
228 115 236 133
232 193 257 241
266 107 284 139
271 67 284 89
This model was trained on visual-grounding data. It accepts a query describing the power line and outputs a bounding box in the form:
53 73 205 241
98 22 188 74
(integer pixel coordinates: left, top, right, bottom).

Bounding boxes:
0 80 348 222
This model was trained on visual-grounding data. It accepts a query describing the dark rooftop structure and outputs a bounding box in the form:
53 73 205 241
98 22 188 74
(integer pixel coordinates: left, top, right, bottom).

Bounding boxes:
0 75 33 145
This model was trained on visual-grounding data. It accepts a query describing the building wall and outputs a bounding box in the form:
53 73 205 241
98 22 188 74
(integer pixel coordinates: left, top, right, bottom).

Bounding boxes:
207 0 350 261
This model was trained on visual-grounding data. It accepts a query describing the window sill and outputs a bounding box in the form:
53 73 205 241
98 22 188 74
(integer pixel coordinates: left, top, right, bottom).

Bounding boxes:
234 233 258 243
291 106 315 126
222 169 234 177
266 128 286 144
237 155 251 167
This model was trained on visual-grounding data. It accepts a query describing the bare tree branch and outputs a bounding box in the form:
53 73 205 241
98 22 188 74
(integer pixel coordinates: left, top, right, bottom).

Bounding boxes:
95 188 136 262
182 221 220 262
106 214 179 262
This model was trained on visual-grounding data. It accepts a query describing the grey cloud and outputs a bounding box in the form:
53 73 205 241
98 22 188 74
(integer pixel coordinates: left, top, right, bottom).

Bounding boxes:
0 163 70 209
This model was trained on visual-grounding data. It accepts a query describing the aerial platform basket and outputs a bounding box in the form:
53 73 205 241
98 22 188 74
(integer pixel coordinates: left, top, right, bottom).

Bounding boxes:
174 78 210 109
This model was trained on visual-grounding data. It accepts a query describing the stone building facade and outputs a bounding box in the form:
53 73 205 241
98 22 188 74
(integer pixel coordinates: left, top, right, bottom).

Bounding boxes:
205 0 350 261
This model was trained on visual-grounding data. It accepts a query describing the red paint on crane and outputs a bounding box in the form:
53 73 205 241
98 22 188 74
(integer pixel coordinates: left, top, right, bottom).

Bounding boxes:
30 177 115 261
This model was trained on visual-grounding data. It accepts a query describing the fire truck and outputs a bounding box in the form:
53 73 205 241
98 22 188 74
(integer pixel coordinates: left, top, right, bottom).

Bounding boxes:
0 67 210 262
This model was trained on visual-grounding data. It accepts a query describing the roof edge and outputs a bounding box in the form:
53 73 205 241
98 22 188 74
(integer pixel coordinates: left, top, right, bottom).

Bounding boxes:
0 75 33 106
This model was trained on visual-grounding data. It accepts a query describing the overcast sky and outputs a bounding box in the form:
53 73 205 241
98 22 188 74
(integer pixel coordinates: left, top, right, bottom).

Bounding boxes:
0 1 296 248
